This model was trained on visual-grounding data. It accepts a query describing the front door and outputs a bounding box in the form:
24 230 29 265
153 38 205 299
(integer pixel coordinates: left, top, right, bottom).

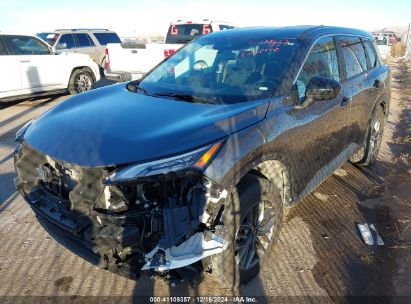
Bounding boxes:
0 38 21 94
290 36 352 199
3 35 65 90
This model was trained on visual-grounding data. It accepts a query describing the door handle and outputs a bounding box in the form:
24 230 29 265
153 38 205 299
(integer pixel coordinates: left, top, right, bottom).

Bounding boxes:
373 79 381 88
341 97 352 106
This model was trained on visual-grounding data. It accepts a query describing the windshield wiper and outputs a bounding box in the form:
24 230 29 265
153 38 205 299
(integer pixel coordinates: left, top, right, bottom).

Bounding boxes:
151 92 214 104
126 82 148 94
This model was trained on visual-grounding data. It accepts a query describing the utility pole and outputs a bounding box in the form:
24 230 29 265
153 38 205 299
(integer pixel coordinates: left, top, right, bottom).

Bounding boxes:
406 23 411 60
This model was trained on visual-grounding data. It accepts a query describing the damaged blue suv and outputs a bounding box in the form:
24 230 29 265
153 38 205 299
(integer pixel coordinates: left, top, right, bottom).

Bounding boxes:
14 25 391 286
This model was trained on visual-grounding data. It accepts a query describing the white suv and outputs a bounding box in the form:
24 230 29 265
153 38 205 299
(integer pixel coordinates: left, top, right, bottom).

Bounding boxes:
0 33 100 102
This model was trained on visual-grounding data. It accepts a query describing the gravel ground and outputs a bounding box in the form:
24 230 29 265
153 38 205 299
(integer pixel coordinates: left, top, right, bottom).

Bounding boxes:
0 60 410 303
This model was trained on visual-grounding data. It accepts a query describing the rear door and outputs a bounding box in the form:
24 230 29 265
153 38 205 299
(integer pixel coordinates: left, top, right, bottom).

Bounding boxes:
73 33 97 63
0 37 22 95
3 35 65 90
337 36 375 148
291 36 352 198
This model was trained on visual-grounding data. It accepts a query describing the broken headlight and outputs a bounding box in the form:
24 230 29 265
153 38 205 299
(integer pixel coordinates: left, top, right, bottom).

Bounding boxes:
105 142 222 184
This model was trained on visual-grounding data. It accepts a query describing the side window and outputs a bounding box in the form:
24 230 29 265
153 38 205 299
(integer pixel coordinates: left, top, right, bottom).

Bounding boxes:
58 34 76 49
295 36 340 100
340 36 367 78
75 34 95 47
3 36 50 55
92 33 122 45
0 39 8 55
363 39 378 69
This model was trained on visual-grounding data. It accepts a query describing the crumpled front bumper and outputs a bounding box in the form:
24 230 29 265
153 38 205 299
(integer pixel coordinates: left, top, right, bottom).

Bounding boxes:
14 141 229 280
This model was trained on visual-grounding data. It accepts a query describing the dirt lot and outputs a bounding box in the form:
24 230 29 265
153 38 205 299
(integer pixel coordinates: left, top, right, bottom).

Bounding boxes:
0 58 410 303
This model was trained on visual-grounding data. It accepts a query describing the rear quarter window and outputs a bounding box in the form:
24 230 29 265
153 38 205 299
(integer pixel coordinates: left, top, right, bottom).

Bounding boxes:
363 39 378 69
92 32 122 45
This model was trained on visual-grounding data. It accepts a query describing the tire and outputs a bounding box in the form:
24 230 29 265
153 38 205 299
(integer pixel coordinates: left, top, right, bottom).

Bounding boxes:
350 105 385 166
68 69 95 95
210 174 283 287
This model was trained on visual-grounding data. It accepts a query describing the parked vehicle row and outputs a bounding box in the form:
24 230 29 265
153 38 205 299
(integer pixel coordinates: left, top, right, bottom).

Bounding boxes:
14 25 391 287
372 31 399 45
104 19 236 81
0 33 100 102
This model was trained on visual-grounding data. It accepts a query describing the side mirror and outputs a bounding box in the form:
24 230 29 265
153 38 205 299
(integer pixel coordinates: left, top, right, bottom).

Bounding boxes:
56 42 67 50
295 76 341 109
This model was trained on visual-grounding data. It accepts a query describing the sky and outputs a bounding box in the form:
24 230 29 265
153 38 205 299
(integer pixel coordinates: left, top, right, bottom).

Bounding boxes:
0 0 410 37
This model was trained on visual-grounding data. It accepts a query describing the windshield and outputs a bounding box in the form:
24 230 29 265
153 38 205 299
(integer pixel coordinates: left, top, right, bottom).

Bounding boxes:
37 33 60 46
139 35 299 104
165 24 212 44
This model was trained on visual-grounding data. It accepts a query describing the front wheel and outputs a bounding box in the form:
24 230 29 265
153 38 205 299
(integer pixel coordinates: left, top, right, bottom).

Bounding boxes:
210 174 283 287
68 69 94 95
350 105 385 166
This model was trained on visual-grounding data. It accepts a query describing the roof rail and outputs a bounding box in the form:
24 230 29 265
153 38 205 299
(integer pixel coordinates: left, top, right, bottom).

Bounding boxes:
298 25 324 39
54 28 110 32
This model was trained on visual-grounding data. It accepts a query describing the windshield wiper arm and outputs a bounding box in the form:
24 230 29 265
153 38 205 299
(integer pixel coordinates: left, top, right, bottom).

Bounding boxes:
151 92 214 104
126 82 148 94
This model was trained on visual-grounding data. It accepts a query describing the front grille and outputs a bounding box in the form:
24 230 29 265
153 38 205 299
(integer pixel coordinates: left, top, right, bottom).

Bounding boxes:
37 162 77 200
16 141 109 213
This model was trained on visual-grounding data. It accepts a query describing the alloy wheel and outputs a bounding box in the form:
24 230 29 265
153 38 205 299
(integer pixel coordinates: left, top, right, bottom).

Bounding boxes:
234 200 276 270
75 73 92 93
369 119 382 155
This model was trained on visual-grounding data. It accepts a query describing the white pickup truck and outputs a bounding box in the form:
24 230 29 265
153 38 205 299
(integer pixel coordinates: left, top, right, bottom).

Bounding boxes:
104 20 236 82
375 37 390 61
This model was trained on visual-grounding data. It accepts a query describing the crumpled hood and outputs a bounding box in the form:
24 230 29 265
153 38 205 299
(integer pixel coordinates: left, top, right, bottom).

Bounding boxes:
24 83 269 167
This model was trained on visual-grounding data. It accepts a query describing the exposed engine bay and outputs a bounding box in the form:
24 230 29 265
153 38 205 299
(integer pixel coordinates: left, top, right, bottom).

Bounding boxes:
14 141 229 283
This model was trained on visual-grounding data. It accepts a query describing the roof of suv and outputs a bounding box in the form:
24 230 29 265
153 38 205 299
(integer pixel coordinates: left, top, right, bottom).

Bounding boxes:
54 28 111 32
207 25 374 40
40 29 117 34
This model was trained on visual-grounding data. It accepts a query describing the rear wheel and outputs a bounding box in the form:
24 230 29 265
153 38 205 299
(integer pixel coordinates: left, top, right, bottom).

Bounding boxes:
350 105 385 166
210 174 283 287
68 69 94 95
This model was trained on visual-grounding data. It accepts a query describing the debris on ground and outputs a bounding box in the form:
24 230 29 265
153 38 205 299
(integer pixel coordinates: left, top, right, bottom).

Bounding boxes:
358 223 384 246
